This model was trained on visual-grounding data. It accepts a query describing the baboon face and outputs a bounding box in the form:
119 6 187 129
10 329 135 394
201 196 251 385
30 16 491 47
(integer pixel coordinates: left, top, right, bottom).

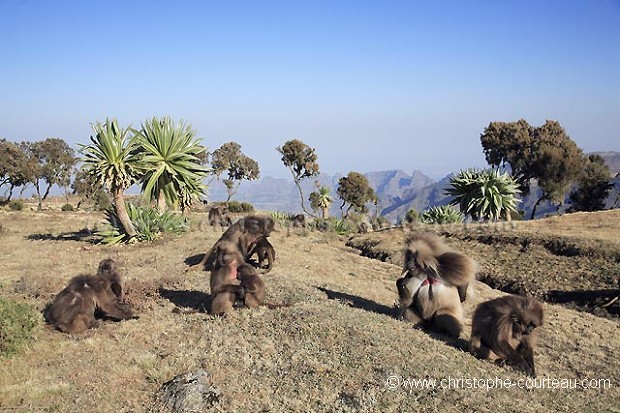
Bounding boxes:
511 298 544 336
98 258 117 274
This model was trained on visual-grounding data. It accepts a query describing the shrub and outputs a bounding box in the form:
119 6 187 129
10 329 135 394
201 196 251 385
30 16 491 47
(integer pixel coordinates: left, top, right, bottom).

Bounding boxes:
421 205 464 224
98 203 190 244
8 199 23 211
61 203 74 212
227 201 255 213
0 297 38 358
403 209 420 224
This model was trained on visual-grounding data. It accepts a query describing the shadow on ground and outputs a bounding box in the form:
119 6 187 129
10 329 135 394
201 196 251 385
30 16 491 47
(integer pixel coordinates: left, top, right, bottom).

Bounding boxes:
26 229 100 243
159 288 211 313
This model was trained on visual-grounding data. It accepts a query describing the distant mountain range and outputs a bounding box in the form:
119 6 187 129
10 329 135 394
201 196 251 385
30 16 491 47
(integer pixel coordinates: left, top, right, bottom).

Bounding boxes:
208 151 620 221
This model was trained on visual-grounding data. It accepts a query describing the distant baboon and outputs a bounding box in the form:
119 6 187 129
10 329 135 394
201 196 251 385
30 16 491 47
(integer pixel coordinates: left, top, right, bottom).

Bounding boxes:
396 232 477 337
290 214 306 228
358 222 372 233
45 259 136 334
470 295 544 377
192 215 276 272
236 263 265 308
248 236 275 272
208 205 232 228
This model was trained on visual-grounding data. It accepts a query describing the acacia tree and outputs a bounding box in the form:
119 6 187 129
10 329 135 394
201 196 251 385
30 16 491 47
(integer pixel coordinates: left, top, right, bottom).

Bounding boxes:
337 172 377 219
480 119 583 219
0 139 33 201
27 138 77 210
210 142 260 203
309 184 333 218
133 117 210 212
276 139 319 215
569 154 612 212
79 119 140 237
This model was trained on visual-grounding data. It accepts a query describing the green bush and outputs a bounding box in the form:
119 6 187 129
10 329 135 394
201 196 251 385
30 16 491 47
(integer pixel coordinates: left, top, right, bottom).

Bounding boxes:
227 201 255 213
402 209 420 224
8 199 24 211
421 205 464 224
98 203 190 244
61 203 74 212
0 297 38 358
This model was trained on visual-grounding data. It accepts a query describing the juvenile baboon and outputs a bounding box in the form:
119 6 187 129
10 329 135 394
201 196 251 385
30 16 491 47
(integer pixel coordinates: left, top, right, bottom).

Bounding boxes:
209 240 246 315
290 214 306 228
396 232 477 337
236 263 265 308
192 215 276 272
248 236 275 272
208 205 232 228
45 259 136 334
470 295 544 377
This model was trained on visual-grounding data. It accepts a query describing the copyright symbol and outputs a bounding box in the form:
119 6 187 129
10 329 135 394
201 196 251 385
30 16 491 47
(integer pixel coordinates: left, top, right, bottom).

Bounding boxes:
386 375 401 390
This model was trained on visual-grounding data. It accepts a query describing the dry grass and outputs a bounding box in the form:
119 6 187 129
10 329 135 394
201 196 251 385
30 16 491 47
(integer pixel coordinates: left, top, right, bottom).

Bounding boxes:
0 210 618 412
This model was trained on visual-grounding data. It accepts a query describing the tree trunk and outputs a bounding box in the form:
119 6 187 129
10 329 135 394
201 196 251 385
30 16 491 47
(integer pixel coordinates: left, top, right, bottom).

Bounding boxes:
530 195 546 220
6 184 15 201
294 180 313 217
114 189 137 237
35 181 42 211
322 206 329 218
157 191 167 212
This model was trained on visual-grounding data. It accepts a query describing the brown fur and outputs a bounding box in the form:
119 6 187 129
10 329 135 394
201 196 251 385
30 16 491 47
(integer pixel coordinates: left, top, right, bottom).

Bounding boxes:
208 205 232 228
236 264 265 308
209 241 245 315
191 215 276 272
45 259 135 334
470 295 544 377
396 232 478 337
248 236 276 273
290 214 306 228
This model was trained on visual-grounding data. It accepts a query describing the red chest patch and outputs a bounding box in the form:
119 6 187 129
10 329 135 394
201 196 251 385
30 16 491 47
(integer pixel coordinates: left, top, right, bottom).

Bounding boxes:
421 277 440 286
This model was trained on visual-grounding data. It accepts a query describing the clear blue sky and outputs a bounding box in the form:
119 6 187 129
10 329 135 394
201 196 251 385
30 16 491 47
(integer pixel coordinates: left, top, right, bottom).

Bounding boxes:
1 0 618 179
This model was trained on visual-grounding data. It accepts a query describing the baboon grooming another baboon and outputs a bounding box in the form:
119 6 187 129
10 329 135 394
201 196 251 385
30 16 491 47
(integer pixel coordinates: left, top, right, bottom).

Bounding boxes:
209 240 246 315
248 236 275 272
396 232 477 337
208 205 232 228
192 215 276 272
45 259 136 333
470 295 544 377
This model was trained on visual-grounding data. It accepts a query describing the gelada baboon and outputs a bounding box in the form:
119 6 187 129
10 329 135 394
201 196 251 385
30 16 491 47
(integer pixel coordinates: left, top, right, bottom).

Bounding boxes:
192 215 276 272
470 295 544 377
236 263 265 308
208 205 232 228
290 214 306 228
209 240 246 315
396 232 477 337
45 259 136 333
248 236 275 273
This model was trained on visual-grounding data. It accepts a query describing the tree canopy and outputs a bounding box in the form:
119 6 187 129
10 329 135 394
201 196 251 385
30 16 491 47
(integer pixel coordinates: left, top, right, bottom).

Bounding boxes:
337 171 377 219
210 142 260 203
480 119 583 219
569 154 613 212
276 139 319 215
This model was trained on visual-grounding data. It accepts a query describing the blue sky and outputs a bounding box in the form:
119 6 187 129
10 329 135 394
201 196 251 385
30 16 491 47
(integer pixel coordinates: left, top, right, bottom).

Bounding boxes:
1 0 619 180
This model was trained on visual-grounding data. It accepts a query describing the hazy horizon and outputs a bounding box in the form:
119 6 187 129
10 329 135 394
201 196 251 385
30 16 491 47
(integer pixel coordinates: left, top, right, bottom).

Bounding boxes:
1 1 619 180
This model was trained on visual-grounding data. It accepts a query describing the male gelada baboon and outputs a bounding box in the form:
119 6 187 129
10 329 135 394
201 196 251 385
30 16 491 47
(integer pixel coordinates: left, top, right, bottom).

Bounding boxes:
396 232 477 337
236 263 265 308
470 295 544 377
192 215 276 272
248 236 275 273
208 205 232 228
45 258 136 333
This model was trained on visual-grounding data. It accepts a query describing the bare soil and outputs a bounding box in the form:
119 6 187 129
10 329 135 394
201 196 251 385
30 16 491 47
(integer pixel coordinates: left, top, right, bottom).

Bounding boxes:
0 209 618 412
